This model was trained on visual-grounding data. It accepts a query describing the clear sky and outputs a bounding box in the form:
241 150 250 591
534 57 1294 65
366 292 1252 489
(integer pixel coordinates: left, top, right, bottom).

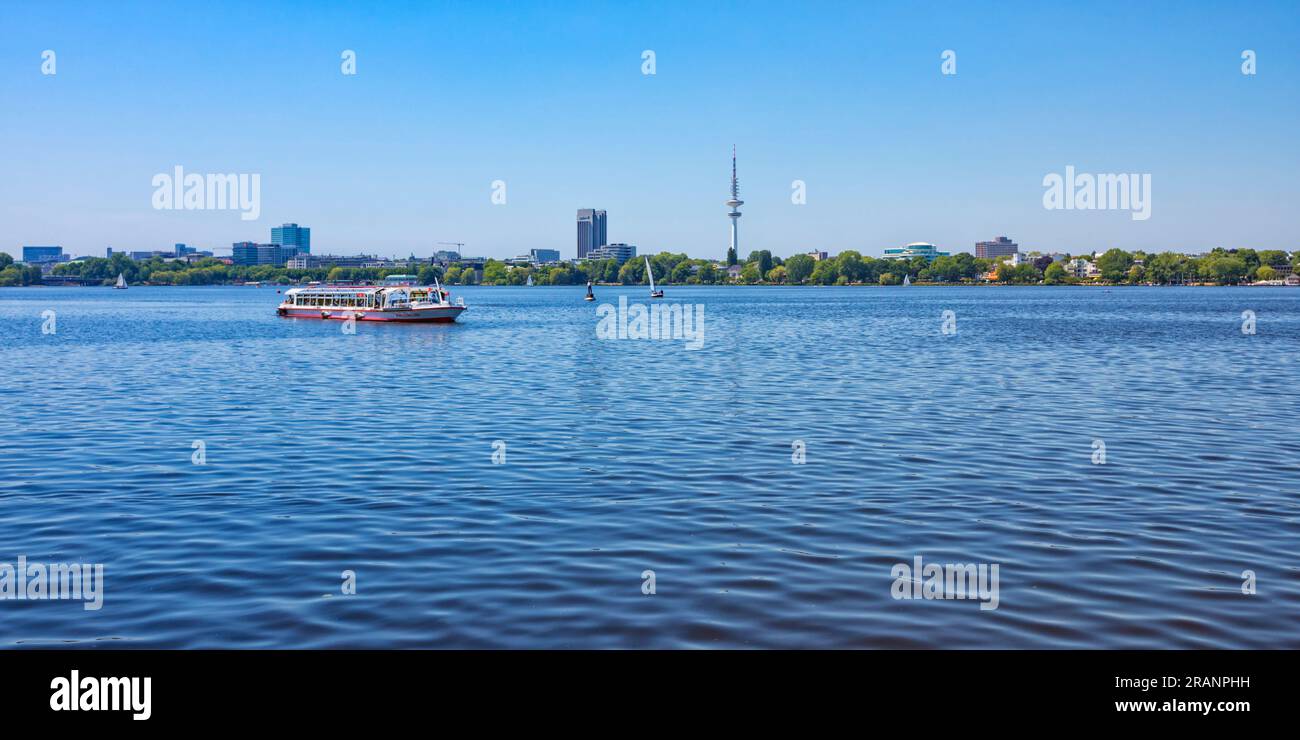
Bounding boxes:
1 0 1297 260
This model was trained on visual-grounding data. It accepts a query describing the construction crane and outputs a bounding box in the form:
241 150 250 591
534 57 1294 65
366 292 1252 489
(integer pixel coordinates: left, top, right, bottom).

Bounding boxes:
437 242 465 251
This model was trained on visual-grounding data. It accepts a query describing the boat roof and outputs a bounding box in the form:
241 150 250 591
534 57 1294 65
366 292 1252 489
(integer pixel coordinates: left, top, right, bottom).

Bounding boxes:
284 284 431 295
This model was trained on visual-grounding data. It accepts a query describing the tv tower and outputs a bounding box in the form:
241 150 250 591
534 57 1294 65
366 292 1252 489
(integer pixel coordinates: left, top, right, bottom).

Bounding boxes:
726 145 743 258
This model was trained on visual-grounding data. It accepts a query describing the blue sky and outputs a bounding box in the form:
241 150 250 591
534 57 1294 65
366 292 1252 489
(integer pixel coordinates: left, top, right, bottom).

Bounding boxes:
1 0 1297 260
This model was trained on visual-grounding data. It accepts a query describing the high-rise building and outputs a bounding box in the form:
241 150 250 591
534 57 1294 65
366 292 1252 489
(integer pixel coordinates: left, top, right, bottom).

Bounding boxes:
271 223 310 254
726 146 743 260
975 236 1018 260
576 209 607 260
22 245 64 264
174 243 195 257
231 242 284 266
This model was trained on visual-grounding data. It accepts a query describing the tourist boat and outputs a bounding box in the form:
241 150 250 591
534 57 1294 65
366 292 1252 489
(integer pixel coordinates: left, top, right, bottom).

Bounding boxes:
646 257 664 298
584 280 595 301
113 273 127 290
277 278 467 322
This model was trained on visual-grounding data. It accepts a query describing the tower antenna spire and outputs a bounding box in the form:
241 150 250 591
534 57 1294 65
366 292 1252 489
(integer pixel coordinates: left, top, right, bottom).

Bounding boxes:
726 145 744 258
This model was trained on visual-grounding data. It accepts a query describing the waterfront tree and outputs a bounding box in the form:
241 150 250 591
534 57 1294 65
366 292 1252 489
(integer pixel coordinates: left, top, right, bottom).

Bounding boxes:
784 254 814 284
1096 248 1132 282
810 259 839 285
835 250 866 283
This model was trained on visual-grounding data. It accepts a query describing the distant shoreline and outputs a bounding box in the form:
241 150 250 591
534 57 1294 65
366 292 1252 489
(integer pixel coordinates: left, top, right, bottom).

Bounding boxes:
3 281 1287 289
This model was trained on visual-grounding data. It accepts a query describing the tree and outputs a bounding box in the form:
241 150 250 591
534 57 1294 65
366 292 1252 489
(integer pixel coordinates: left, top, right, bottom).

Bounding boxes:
810 259 839 285
617 259 644 285
1126 264 1145 284
835 250 865 283
1257 250 1288 271
1201 256 1247 284
1256 265 1277 282
1043 262 1067 285
1033 255 1055 272
740 262 762 283
417 265 444 285
878 272 900 286
747 250 773 277
0 253 12 270
784 254 814 284
726 246 737 266
481 260 508 285
1096 248 1133 282
765 265 788 284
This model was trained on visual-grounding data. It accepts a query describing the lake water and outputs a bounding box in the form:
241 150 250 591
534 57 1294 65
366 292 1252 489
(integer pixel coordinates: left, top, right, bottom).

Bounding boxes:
1 284 1297 648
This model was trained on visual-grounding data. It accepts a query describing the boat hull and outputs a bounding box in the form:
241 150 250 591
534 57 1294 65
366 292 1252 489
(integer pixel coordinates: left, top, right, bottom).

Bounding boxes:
277 305 466 323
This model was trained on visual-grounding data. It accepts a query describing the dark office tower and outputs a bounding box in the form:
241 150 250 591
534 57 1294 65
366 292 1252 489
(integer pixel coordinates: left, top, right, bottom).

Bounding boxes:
975 236 1018 260
576 209 607 260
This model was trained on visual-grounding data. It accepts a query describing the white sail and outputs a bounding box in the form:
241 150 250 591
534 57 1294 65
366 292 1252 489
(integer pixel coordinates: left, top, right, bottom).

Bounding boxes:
115 273 127 289
644 257 656 292
903 274 911 286
526 274 533 286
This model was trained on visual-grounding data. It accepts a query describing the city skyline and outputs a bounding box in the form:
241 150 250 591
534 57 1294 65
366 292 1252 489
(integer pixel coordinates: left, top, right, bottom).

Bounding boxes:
2 2 1297 259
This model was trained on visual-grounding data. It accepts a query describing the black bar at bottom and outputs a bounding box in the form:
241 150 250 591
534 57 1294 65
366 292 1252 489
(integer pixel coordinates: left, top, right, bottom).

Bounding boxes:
0 649 1284 726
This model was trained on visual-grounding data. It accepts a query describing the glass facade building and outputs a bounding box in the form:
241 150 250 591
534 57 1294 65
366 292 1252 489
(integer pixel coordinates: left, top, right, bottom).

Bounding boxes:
271 223 310 255
232 242 284 266
883 242 950 261
22 245 64 263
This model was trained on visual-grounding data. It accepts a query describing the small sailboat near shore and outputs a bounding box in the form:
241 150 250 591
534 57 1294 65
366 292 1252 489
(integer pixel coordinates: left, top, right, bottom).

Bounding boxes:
526 274 534 287
645 257 663 298
114 273 127 290
902 274 911 286
584 280 595 301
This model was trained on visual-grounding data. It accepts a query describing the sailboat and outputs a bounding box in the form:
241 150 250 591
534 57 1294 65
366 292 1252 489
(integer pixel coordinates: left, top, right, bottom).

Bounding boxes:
902 274 911 286
584 280 595 301
526 274 534 287
645 257 663 298
114 273 127 290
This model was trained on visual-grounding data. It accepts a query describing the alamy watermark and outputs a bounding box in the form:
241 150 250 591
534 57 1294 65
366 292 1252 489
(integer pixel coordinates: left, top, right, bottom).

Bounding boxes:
152 165 261 221
891 555 999 610
596 297 705 349
1042 165 1151 221
1 555 104 610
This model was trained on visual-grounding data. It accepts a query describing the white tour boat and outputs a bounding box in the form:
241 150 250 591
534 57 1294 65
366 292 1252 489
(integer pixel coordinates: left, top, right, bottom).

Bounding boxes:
277 276 466 323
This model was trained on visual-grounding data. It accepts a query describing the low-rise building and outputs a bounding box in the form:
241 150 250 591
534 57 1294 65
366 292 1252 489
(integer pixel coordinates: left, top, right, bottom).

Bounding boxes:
530 248 561 265
1064 258 1099 279
586 243 636 263
22 245 66 264
231 242 283 266
883 242 950 262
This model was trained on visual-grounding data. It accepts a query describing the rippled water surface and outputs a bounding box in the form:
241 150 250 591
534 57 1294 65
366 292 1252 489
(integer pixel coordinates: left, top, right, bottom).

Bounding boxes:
2 285 1298 648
